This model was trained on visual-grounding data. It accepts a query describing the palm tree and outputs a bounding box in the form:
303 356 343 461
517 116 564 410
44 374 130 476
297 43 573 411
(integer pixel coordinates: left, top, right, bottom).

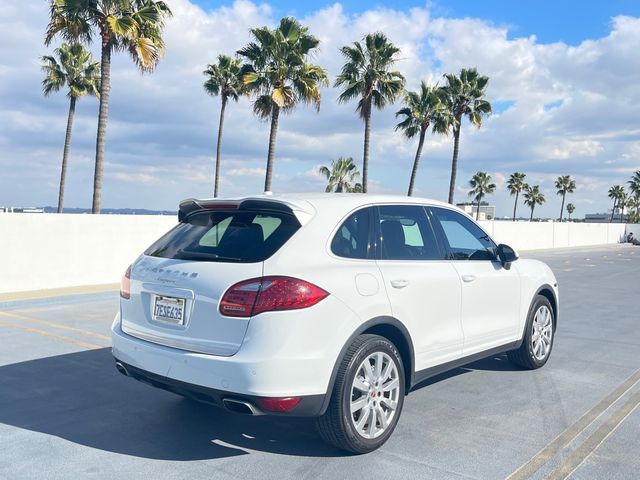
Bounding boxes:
41 43 100 213
335 32 405 193
238 17 328 192
627 198 640 224
524 184 545 221
555 175 576 221
608 185 625 223
46 0 173 214
441 68 492 204
395 82 449 196
566 203 575 220
628 170 640 220
618 191 628 223
468 172 496 220
507 172 526 221
318 157 362 193
204 55 244 198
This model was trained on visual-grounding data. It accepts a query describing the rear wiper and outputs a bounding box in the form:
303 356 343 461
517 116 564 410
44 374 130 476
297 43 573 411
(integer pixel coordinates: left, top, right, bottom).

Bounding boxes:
176 249 241 262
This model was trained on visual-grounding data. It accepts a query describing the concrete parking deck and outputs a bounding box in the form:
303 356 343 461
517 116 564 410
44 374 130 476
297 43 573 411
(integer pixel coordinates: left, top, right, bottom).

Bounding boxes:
1 245 638 479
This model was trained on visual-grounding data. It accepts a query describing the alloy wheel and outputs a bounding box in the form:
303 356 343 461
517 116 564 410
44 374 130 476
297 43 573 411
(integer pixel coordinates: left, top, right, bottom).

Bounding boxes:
531 305 553 361
349 352 401 439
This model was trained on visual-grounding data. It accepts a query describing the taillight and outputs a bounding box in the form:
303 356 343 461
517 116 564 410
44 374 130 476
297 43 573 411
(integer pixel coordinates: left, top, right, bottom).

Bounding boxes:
120 265 132 299
220 276 329 317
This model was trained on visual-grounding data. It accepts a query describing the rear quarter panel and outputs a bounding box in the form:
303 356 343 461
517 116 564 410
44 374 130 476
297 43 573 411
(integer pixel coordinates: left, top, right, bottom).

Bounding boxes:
261 205 394 388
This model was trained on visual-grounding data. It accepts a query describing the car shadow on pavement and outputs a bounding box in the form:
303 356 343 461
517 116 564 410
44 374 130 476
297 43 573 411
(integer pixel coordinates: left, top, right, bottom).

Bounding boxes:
0 348 345 460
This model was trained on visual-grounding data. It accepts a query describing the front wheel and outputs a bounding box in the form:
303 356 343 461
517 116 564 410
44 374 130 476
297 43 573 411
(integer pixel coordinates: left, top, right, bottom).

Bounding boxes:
316 334 405 454
508 295 555 369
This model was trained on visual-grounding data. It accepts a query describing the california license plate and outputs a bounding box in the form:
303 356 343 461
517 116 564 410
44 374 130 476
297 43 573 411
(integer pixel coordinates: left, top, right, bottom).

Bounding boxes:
153 295 185 324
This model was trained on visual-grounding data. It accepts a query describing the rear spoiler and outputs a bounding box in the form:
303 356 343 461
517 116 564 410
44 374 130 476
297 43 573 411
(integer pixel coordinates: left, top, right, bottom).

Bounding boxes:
178 198 313 223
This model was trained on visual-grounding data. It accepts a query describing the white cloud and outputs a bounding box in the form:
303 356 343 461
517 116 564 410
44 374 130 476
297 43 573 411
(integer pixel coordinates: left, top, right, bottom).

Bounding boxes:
227 167 266 177
112 172 163 185
0 1 638 219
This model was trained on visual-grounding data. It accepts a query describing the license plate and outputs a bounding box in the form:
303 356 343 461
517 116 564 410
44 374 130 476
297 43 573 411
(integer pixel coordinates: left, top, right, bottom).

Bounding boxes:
153 295 185 324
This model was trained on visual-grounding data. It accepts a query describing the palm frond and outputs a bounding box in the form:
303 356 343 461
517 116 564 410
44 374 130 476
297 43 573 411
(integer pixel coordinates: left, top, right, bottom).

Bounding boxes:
237 16 326 120
41 41 100 99
252 94 273 120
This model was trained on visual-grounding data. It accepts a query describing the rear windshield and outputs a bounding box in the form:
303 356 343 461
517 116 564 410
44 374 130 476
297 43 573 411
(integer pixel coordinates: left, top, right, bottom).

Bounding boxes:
145 209 301 263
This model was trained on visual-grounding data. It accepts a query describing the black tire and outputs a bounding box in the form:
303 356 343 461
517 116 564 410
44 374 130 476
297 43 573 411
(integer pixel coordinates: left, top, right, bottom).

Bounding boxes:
508 295 555 369
316 334 405 454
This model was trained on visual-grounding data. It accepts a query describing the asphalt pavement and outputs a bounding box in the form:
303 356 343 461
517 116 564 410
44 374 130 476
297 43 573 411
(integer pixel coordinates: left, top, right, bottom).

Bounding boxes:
0 245 639 479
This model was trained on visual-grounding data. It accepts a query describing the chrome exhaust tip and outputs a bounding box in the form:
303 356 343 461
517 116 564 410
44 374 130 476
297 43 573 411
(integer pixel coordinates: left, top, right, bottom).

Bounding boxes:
222 398 261 415
115 361 129 377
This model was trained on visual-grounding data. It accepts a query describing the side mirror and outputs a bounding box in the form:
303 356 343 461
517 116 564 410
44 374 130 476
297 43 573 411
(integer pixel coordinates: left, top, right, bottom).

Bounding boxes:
496 244 519 270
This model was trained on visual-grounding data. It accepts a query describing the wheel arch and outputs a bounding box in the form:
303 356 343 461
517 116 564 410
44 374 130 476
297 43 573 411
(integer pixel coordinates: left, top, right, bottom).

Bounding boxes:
319 316 416 415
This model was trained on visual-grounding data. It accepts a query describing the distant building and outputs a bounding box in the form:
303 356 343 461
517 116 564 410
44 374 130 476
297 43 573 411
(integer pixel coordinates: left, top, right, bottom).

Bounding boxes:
0 207 44 213
456 202 496 221
585 211 629 223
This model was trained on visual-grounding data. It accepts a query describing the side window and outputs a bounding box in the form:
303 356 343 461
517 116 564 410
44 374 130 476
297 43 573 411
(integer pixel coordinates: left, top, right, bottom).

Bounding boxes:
331 208 371 259
431 208 496 261
378 205 440 260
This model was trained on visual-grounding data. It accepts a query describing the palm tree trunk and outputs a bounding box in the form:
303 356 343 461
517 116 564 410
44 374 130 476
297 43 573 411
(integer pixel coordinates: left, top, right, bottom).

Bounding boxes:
512 191 519 221
609 199 616 223
57 96 76 213
92 43 111 214
447 122 461 204
559 192 566 221
476 198 481 220
407 127 426 196
214 95 227 198
530 206 534 221
362 104 372 194
264 104 280 192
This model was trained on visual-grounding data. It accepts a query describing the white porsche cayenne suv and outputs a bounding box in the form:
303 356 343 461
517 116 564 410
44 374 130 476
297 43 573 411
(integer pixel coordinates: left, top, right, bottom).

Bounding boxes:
111 194 558 453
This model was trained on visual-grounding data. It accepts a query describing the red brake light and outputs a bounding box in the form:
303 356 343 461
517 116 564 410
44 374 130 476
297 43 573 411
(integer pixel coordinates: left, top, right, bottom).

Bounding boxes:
219 279 262 316
120 264 132 299
220 276 329 317
203 203 238 210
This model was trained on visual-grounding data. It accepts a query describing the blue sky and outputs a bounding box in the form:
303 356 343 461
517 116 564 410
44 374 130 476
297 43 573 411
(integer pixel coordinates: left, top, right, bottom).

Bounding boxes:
194 0 640 44
0 0 639 217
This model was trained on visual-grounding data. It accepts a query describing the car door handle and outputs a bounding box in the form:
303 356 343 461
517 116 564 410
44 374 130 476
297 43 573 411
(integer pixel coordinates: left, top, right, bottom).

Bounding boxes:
390 279 409 289
461 275 476 283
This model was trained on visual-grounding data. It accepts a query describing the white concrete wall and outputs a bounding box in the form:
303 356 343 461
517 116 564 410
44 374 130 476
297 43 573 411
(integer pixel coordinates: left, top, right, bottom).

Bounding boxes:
0 214 177 294
478 221 629 251
0 214 636 294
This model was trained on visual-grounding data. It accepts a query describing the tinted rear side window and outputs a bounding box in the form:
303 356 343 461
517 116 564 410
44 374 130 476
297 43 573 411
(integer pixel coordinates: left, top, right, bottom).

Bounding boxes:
146 210 300 263
331 208 371 259
378 205 441 260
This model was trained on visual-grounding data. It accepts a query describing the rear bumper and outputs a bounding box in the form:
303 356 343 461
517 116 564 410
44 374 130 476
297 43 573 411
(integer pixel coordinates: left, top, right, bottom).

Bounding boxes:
111 312 335 416
113 356 325 416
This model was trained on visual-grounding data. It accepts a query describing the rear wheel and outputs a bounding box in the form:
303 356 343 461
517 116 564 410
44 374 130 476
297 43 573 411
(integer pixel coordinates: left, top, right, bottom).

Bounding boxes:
508 295 555 369
316 334 405 453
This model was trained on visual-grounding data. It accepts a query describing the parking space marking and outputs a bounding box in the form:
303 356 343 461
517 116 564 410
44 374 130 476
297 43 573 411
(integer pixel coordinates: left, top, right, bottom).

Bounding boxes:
0 319 101 350
545 389 640 480
0 311 110 341
506 367 640 480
